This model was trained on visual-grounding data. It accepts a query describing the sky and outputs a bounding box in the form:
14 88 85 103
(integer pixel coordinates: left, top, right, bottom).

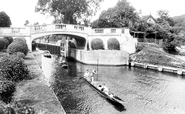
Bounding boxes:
0 0 185 27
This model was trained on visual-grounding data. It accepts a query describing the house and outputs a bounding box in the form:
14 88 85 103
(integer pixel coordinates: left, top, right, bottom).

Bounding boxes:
142 14 156 25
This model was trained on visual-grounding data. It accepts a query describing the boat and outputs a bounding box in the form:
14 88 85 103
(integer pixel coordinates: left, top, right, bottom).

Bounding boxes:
59 57 66 64
59 57 68 69
81 76 125 108
61 63 68 69
43 50 51 58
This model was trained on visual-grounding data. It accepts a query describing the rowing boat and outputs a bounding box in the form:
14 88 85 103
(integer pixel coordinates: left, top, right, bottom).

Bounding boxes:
82 76 125 107
43 50 51 58
61 63 68 69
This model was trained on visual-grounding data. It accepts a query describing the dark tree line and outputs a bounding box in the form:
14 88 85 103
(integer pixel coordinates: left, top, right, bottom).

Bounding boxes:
0 11 11 27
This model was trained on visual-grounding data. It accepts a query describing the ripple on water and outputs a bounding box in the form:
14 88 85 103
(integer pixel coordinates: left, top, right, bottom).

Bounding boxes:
41 56 185 114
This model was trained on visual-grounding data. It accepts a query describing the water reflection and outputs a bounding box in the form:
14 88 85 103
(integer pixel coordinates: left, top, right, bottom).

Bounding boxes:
41 55 185 114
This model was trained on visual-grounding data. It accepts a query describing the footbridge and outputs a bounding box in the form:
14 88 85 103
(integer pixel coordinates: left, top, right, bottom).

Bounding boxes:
0 24 137 54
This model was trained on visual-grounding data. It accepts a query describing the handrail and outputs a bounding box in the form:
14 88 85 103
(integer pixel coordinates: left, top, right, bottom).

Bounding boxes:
0 24 128 36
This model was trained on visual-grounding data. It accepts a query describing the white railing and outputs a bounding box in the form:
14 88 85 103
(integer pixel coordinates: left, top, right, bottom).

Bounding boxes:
0 27 28 35
91 28 123 35
30 24 90 34
0 24 126 37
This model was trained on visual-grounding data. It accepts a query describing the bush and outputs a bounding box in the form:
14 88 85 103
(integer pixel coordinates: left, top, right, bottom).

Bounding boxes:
107 38 120 50
162 41 177 53
0 80 16 103
2 38 9 49
3 36 13 44
13 37 27 43
0 49 7 53
0 39 6 50
0 101 6 113
0 101 36 114
13 52 25 59
91 38 104 50
0 54 29 82
7 41 29 55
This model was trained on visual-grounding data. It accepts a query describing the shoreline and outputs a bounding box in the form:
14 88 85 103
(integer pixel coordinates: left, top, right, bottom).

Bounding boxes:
129 61 185 75
14 51 66 114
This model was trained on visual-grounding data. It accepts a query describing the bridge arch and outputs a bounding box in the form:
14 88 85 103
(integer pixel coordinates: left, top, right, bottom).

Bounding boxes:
31 31 87 42
30 31 88 50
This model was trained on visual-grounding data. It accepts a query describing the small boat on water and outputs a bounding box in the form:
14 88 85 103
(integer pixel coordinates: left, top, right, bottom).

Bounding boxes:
82 76 125 108
59 57 68 69
59 57 66 64
43 50 51 58
61 63 68 69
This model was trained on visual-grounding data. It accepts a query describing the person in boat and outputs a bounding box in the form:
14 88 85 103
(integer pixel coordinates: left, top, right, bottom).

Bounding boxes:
97 85 103 90
108 92 114 98
101 83 109 94
98 84 114 98
84 70 90 79
90 67 98 83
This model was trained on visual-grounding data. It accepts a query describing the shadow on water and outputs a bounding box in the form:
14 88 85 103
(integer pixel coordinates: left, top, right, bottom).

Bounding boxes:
106 99 126 112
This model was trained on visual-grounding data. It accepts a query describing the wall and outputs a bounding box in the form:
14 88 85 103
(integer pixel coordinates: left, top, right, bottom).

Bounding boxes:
36 43 61 55
120 31 138 54
69 49 129 65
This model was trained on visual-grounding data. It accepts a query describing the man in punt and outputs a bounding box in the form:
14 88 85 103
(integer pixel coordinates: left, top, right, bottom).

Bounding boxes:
84 70 90 81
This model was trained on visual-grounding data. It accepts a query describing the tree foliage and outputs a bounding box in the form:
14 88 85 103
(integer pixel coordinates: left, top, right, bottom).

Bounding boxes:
0 39 6 50
24 20 29 26
0 54 29 82
3 36 13 45
0 11 12 27
91 0 139 28
157 10 174 26
91 38 104 50
35 0 104 24
7 38 29 56
107 38 120 50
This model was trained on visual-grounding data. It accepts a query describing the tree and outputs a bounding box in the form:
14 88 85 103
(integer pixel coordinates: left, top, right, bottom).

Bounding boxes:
91 0 139 28
24 20 29 26
35 0 104 24
0 11 12 27
33 22 39 26
157 10 174 26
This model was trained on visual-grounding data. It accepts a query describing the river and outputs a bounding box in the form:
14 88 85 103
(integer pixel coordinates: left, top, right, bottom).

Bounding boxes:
40 54 185 114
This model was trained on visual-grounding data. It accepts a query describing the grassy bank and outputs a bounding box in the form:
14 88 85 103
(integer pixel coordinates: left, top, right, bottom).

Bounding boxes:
13 51 66 114
130 42 185 68
0 51 65 114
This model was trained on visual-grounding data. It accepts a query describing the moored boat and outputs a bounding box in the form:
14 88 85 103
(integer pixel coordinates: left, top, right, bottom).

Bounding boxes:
59 57 66 64
43 50 51 58
61 63 68 69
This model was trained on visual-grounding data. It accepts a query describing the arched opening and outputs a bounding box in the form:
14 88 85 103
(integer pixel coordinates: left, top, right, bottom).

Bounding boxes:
31 33 87 57
91 38 104 50
107 38 120 50
32 34 86 49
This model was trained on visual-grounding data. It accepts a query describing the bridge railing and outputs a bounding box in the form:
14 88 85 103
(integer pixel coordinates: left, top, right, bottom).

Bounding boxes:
0 27 29 36
30 24 90 34
0 24 127 37
91 28 123 35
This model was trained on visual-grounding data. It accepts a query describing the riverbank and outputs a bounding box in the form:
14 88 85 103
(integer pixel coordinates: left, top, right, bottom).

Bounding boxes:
130 43 185 74
13 51 66 114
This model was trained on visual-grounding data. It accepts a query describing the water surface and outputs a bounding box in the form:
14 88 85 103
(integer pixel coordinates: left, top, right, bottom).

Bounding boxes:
41 55 185 114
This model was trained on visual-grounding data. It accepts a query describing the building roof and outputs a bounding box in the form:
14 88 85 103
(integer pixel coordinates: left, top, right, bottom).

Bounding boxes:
141 14 157 23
